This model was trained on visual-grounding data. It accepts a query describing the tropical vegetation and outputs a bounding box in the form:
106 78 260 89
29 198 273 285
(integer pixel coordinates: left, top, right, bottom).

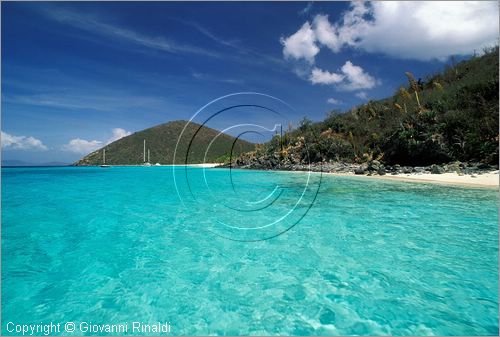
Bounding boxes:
238 47 499 167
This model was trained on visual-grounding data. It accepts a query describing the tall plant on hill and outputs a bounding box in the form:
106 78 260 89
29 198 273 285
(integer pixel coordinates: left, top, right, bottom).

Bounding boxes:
398 86 412 114
405 72 421 111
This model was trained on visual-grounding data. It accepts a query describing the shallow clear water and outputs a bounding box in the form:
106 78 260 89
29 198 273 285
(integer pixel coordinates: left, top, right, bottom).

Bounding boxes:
2 166 498 335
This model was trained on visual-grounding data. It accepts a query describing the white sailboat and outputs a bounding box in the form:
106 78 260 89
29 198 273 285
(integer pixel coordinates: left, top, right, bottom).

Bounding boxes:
100 148 111 167
143 139 151 166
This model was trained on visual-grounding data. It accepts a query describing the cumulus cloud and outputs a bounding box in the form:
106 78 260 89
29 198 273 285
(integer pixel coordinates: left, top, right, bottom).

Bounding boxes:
62 138 103 154
62 127 132 154
280 3 372 64
107 128 132 144
359 1 499 60
309 67 344 85
327 98 342 104
309 61 377 91
280 22 319 64
1 131 48 151
338 61 378 91
286 1 499 62
281 7 379 91
312 14 342 52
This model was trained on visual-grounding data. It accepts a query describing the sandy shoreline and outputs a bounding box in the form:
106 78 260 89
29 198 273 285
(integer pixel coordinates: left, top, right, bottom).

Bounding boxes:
213 164 499 188
185 163 219 168
225 166 499 188
323 171 499 188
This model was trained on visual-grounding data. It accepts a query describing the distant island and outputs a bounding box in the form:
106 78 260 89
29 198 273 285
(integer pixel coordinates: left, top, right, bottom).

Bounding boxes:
74 120 255 165
1 160 70 167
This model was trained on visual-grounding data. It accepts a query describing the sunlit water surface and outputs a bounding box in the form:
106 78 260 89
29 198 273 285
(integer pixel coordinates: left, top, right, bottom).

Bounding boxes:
2 166 498 335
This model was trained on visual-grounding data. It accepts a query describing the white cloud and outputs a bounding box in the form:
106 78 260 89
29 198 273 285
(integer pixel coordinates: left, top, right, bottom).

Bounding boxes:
280 22 319 64
62 127 132 154
1 131 48 151
309 67 344 84
359 1 499 60
355 91 368 100
338 61 378 91
335 1 372 47
107 128 132 144
312 14 342 52
309 61 377 91
282 9 380 91
288 2 499 62
327 98 342 104
62 138 103 154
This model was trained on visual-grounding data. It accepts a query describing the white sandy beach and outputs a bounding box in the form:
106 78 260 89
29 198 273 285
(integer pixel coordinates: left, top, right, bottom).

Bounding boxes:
333 171 500 188
187 163 219 168
372 171 499 187
276 167 499 188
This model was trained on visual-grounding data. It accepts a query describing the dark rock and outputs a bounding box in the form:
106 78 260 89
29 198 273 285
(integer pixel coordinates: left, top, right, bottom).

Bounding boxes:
368 160 381 172
431 164 445 174
354 167 365 175
377 167 386 175
402 166 413 174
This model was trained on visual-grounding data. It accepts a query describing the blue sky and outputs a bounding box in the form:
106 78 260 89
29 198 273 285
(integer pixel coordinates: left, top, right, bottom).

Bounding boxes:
2 1 498 163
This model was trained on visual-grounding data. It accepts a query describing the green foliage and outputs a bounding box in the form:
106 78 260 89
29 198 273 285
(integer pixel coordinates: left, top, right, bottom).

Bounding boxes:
214 153 232 164
248 47 499 166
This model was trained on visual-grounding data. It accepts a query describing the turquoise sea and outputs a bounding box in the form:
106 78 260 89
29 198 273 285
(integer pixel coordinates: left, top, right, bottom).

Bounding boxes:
2 166 498 335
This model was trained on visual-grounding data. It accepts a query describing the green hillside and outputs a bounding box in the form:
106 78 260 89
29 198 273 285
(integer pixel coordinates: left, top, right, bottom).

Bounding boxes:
74 120 255 165
237 46 499 167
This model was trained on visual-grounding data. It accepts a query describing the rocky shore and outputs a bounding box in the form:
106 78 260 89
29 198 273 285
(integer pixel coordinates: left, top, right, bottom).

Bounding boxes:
222 158 498 177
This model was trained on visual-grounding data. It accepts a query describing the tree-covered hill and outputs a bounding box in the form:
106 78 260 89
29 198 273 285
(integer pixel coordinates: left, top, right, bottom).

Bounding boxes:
74 120 255 165
235 47 499 169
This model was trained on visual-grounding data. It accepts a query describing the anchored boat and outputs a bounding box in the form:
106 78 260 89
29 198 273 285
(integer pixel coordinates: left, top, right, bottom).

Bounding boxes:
100 149 111 168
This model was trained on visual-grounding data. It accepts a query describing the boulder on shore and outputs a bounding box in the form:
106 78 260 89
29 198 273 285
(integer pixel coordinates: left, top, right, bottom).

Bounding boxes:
368 160 381 172
431 164 445 174
354 167 365 175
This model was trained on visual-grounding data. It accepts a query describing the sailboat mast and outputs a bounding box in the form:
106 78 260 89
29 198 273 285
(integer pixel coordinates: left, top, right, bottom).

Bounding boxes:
148 149 150 163
143 139 146 163
103 149 106 164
